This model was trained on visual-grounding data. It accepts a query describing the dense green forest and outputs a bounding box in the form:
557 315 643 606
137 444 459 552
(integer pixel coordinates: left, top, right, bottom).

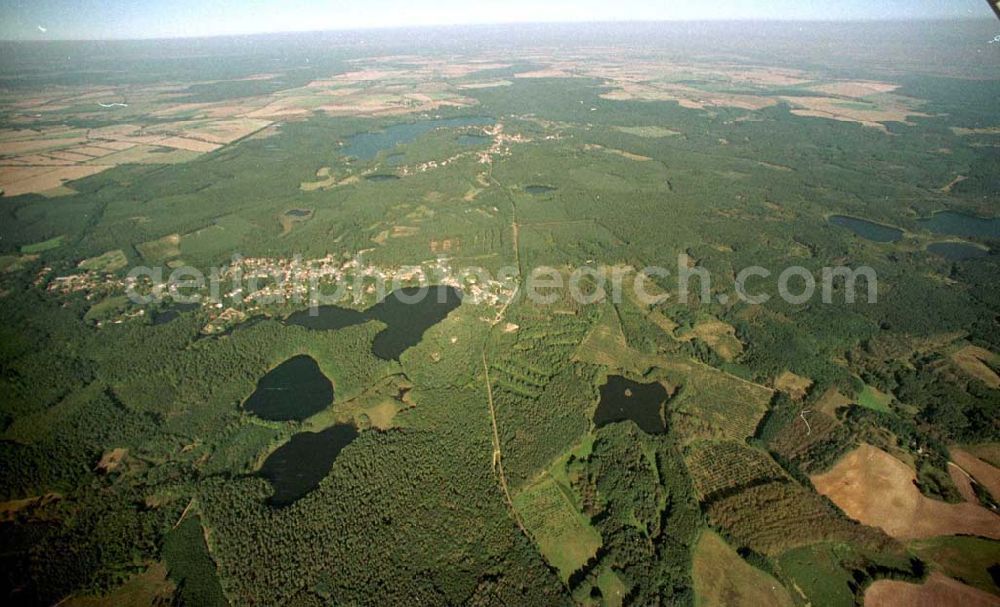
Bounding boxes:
1 20 999 607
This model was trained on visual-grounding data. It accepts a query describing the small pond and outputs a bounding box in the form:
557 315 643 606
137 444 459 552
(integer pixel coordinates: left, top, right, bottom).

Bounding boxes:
259 423 359 507
284 208 312 218
365 174 400 182
927 242 990 261
243 355 334 422
917 211 1000 240
829 215 903 243
525 185 558 195
457 134 491 146
593 375 668 434
152 302 200 325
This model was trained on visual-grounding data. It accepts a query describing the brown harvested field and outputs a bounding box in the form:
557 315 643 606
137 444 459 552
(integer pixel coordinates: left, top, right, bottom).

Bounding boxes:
1 165 109 197
94 145 200 165
815 387 853 417
96 447 129 473
809 81 900 97
71 145 120 158
0 493 61 522
137 234 182 262
812 444 1000 540
457 80 513 89
156 136 222 153
364 401 400 430
63 562 176 607
948 462 979 503
864 572 1000 607
951 448 1000 502
965 443 1000 468
951 345 1000 389
780 94 928 131
775 371 813 401
0 136 88 156
692 530 794 607
515 69 576 78
166 118 272 144
941 174 968 193
682 320 744 362
48 150 99 162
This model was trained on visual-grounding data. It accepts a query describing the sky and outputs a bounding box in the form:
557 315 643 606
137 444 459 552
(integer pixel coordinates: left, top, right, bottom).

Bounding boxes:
0 0 994 40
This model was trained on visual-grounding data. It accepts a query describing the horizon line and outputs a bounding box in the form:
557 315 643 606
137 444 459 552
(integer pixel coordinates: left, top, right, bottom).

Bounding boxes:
1 16 994 43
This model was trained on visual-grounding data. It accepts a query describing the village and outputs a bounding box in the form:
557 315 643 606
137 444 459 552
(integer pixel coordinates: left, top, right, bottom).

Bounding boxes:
43 252 519 333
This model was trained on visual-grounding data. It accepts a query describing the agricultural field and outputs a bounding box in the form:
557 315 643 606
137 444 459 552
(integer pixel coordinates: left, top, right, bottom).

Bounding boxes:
0 16 998 607
864 572 999 607
812 444 1000 540
691 530 794 607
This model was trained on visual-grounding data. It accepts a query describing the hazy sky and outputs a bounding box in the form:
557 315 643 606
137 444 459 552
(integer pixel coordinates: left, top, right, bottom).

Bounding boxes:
0 0 994 40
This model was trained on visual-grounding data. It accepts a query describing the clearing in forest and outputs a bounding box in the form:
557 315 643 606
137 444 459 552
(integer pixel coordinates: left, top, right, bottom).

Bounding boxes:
513 474 602 582
774 371 813 401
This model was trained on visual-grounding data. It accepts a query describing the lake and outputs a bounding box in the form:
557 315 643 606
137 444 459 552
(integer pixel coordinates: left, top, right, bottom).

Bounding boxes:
284 305 368 331
259 423 358 507
593 375 668 434
283 286 463 360
917 211 1000 239
152 302 199 325
365 174 400 182
243 355 334 422
829 215 903 243
927 242 990 261
369 286 463 360
525 185 557 195
340 116 493 161
457 133 491 146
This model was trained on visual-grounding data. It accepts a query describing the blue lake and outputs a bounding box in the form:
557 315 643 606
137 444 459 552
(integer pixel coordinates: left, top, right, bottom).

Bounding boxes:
829 215 903 243
927 242 990 261
340 116 493 160
917 211 1000 240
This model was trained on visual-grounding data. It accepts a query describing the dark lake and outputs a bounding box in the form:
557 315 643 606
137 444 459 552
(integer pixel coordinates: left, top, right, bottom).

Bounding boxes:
284 305 368 331
243 355 334 422
259 423 358 507
917 211 1000 239
282 286 463 360
365 174 400 182
525 184 558 195
829 215 903 243
369 286 463 360
152 302 199 325
593 375 668 434
457 134 491 146
284 208 312 218
927 242 990 261
340 116 493 161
